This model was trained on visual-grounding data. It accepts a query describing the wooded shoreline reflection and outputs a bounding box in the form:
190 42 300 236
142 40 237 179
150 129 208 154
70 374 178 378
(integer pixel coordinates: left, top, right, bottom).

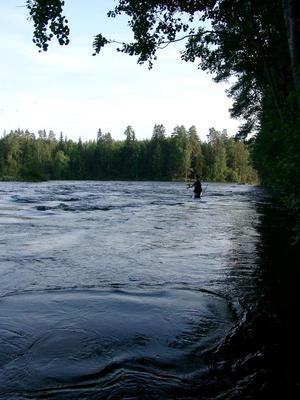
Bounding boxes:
0 125 257 183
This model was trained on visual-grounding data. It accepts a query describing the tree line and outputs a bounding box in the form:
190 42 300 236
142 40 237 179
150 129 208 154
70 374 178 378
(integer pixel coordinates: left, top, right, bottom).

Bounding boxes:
0 125 258 183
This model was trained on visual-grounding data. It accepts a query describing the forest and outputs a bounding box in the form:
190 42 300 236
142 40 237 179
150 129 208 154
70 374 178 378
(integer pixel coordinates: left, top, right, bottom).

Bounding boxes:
0 125 257 182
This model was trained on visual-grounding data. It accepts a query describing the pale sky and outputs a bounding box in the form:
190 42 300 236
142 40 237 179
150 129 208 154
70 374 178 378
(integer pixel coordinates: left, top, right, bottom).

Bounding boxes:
0 1 240 142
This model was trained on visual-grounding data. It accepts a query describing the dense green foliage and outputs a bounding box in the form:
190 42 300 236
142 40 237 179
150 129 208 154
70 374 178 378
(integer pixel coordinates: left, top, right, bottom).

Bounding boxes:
0 126 257 183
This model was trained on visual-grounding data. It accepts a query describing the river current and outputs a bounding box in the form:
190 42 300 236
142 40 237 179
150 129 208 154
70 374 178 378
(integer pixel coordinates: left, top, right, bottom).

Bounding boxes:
0 181 265 399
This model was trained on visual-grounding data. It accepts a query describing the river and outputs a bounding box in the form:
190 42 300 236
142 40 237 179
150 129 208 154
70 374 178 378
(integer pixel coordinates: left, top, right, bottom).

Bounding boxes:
0 181 297 399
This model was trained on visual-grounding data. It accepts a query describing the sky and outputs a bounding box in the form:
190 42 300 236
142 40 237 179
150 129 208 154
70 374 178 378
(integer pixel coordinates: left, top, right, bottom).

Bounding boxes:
0 1 241 142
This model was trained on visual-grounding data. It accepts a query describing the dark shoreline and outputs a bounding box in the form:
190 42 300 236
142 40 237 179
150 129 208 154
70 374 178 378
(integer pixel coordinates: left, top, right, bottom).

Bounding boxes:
190 200 300 399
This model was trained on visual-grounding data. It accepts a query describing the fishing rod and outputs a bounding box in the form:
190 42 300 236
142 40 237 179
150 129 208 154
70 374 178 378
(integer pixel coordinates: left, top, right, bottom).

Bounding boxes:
201 184 208 196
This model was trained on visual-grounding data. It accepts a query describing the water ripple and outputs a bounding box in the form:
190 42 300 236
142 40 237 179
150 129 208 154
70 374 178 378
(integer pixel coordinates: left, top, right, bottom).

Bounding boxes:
0 288 233 398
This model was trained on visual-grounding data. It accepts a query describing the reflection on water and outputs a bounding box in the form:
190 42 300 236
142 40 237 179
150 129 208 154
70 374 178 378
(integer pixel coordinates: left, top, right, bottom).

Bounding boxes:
0 181 264 399
0 288 233 398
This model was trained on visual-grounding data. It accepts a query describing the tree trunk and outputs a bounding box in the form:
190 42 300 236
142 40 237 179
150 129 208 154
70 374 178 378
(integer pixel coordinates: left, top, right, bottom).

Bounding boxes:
282 0 300 109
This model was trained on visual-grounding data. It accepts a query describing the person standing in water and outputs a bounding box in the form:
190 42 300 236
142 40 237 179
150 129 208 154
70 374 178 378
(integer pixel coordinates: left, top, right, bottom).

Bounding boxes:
191 174 202 198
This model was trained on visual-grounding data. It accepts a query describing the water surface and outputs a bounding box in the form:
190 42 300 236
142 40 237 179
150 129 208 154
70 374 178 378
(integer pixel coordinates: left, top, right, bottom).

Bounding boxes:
0 181 264 398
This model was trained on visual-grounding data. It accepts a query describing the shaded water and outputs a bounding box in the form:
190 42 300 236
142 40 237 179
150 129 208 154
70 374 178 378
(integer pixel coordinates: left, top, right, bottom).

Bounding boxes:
0 181 265 399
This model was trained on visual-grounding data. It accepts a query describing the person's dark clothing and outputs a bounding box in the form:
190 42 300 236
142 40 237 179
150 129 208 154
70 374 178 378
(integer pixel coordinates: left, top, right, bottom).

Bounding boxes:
193 179 202 198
